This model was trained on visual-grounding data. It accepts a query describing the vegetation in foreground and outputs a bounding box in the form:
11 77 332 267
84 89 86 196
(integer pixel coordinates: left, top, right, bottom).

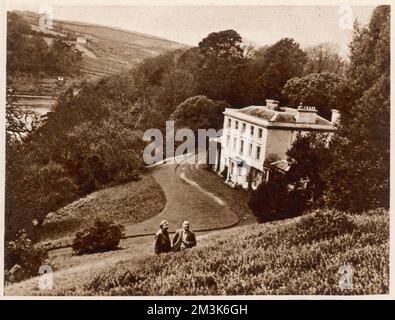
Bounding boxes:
5 230 48 283
53 209 388 296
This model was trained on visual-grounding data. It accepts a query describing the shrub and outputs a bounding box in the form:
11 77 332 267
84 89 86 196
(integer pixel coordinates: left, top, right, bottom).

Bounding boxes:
5 229 48 283
249 173 309 222
72 218 125 255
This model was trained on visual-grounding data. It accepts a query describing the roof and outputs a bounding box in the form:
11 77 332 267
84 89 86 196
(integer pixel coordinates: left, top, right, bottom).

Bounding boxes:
236 105 333 126
267 160 291 172
238 106 276 121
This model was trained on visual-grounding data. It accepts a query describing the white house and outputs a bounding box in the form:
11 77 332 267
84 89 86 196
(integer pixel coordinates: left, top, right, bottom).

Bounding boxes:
76 36 87 44
211 99 339 189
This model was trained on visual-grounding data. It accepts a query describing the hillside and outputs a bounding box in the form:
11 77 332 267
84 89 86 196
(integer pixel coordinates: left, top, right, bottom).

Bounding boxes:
6 208 386 296
40 174 166 247
67 209 388 296
18 10 187 82
8 10 187 113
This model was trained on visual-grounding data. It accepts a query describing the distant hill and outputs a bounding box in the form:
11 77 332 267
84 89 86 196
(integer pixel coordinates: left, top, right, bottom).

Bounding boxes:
8 10 188 114
16 10 188 82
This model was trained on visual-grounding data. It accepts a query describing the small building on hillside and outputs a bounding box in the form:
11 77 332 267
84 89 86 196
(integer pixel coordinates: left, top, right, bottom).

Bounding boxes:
39 12 53 30
76 36 87 44
211 99 339 190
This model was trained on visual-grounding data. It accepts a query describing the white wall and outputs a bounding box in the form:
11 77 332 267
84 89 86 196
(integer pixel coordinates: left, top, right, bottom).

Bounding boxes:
221 115 267 171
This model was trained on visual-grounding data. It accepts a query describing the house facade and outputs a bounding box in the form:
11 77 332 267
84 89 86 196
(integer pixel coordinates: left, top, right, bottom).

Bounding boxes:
76 36 87 44
211 99 338 189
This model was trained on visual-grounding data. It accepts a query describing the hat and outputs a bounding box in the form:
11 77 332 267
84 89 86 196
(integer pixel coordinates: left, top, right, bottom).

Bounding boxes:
160 220 168 228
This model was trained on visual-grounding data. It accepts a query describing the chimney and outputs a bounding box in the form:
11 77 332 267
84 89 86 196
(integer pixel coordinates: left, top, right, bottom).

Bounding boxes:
265 99 280 110
331 109 340 124
296 105 317 124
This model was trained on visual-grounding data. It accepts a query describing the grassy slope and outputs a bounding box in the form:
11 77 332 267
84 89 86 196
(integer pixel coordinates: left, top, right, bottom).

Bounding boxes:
10 10 187 112
40 174 166 248
122 164 240 237
53 209 388 296
181 164 255 225
18 11 187 83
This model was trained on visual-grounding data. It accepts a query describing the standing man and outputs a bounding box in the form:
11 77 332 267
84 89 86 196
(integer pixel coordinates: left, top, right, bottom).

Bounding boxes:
172 220 197 252
154 220 171 255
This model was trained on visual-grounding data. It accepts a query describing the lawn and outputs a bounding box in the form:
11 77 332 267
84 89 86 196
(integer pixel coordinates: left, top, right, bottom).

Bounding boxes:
180 164 256 225
40 174 166 248
51 209 388 296
121 164 240 236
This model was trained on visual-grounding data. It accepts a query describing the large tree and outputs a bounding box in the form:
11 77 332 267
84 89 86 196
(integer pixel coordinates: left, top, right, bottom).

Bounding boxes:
282 72 357 120
256 38 307 103
286 133 331 205
303 43 346 75
325 6 390 212
170 95 230 133
196 30 248 105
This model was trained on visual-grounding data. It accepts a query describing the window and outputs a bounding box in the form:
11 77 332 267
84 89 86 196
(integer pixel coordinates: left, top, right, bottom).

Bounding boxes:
227 118 232 128
242 123 246 134
256 146 261 160
258 128 263 138
250 125 254 137
249 143 253 157
235 121 239 130
240 140 244 154
233 137 237 151
226 135 230 148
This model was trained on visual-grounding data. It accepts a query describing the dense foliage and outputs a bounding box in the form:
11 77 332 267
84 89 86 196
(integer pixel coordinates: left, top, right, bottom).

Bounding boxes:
249 133 330 221
72 218 125 255
253 6 390 216
57 209 388 295
285 133 330 205
249 173 308 222
282 72 357 120
324 6 390 212
5 82 145 241
302 43 346 75
256 38 307 103
170 95 230 133
7 12 82 76
5 230 48 283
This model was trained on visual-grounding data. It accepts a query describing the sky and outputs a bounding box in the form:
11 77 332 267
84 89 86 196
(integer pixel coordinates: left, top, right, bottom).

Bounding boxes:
6 3 375 56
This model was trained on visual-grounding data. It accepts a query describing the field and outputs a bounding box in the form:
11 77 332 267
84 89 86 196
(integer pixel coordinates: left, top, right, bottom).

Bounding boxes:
49 209 389 295
180 164 255 225
9 10 187 110
18 11 187 83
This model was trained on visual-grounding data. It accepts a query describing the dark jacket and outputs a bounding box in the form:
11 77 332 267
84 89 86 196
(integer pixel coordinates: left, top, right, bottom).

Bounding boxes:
172 229 196 252
154 229 171 254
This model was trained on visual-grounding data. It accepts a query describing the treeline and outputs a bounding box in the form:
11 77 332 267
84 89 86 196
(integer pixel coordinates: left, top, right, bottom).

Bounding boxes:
5 6 389 242
7 12 82 76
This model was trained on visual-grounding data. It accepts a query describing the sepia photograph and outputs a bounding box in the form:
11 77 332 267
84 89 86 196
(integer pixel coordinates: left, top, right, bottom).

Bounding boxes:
0 0 391 298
